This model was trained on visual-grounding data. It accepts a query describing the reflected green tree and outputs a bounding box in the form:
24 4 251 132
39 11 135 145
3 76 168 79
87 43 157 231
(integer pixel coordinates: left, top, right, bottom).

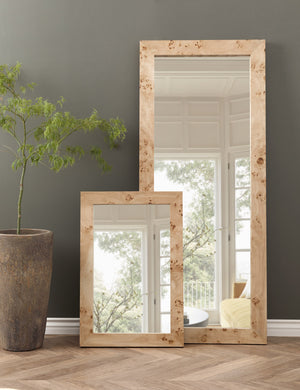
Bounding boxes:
155 160 216 283
93 231 143 333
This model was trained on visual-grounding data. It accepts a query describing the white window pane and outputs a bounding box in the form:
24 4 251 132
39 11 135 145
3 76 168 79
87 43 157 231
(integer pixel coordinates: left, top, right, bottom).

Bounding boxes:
235 188 250 218
160 314 170 333
160 229 170 256
160 285 170 312
235 220 250 250
235 157 250 187
236 251 251 282
160 257 170 284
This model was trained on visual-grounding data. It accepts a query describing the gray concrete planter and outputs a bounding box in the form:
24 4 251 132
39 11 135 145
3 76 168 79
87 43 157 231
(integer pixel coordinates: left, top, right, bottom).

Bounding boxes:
0 229 53 351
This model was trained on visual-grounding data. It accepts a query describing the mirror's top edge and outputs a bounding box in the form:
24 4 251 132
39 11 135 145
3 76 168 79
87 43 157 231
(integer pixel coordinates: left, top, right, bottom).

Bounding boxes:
81 191 183 204
139 40 265 56
140 39 265 45
80 191 182 196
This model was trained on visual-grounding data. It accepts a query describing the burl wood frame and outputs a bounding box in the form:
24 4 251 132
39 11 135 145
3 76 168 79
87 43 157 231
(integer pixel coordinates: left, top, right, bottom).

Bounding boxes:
80 191 184 347
139 40 267 344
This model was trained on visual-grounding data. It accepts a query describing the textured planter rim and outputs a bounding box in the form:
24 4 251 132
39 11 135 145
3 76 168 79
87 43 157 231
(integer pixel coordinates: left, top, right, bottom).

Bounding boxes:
0 228 51 236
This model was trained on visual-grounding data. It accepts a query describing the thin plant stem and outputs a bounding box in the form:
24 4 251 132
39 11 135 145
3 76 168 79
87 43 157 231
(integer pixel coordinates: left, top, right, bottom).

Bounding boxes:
16 118 27 234
17 160 27 234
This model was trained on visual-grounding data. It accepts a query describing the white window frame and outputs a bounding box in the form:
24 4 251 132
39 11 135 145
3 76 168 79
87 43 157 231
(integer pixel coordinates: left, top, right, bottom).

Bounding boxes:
154 221 171 333
228 148 251 291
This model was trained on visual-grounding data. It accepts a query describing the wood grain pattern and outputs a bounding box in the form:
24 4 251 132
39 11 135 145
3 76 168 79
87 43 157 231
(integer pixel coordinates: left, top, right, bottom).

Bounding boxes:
0 336 299 389
80 191 183 347
139 40 267 344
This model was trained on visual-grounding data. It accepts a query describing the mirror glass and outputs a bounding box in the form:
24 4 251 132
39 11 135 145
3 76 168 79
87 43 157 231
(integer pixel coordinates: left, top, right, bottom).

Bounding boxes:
93 204 171 334
154 57 250 329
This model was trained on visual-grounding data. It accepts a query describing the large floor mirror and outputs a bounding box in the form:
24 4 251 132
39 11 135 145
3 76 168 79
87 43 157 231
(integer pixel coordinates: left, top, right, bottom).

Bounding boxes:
139 40 266 344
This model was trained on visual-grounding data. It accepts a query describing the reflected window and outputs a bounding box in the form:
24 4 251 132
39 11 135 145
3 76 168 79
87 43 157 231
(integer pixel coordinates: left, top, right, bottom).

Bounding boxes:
93 205 170 334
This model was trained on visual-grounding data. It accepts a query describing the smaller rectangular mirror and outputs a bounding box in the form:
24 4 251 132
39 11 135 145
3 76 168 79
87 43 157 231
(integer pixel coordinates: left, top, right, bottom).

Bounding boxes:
80 191 183 347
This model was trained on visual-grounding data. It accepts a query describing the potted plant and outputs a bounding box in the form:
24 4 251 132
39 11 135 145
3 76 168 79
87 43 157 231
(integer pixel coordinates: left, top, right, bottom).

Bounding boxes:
0 63 126 351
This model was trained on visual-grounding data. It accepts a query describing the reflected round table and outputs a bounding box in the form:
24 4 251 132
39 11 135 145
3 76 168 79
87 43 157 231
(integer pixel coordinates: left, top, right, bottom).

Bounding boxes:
184 306 209 327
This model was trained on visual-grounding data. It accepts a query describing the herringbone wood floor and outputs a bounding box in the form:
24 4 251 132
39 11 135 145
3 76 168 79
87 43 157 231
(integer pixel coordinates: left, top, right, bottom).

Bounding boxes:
0 336 299 389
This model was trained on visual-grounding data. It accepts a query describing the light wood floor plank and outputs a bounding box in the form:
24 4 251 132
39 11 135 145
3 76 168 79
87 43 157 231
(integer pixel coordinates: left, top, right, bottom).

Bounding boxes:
0 336 299 389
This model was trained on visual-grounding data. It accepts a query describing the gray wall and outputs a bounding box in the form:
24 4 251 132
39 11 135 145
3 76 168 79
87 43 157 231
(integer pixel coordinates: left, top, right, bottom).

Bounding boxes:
0 0 299 319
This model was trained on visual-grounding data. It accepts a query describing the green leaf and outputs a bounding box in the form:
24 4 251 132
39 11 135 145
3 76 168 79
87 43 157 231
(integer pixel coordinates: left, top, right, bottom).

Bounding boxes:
11 159 23 171
27 82 37 90
66 145 85 159
90 146 111 172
